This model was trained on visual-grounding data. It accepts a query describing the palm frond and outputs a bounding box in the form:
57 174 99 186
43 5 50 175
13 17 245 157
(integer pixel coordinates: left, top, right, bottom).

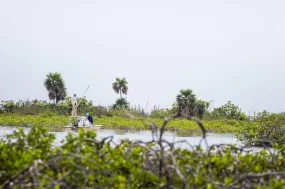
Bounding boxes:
113 97 129 110
44 72 67 103
112 77 128 96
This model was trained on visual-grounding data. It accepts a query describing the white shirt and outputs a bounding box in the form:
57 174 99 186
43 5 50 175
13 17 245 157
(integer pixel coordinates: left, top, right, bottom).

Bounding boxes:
78 116 91 127
72 97 77 105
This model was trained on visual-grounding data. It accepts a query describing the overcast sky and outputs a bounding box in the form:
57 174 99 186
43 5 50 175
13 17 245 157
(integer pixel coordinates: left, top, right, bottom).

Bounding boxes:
0 0 284 113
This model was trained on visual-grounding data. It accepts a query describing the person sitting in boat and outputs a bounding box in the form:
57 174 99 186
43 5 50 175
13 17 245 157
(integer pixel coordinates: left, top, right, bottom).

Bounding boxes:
86 113 93 124
74 114 91 127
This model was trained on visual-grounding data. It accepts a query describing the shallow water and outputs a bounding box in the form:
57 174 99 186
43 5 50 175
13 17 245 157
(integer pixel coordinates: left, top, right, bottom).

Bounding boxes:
0 127 241 149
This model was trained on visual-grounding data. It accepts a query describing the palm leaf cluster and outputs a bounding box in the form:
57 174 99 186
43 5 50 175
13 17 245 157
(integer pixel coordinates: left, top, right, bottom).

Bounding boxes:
176 89 197 117
112 98 129 110
176 89 209 119
44 72 67 104
112 77 128 98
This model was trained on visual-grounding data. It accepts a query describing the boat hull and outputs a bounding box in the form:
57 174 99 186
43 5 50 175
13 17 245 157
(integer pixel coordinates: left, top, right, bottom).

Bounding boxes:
63 125 103 132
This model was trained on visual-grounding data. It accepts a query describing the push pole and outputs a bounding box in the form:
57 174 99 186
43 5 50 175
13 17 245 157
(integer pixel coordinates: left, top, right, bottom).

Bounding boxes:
77 85 90 107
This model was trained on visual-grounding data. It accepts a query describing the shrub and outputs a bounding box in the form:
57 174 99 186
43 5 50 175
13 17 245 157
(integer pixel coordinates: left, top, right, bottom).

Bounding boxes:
237 112 285 146
0 125 284 188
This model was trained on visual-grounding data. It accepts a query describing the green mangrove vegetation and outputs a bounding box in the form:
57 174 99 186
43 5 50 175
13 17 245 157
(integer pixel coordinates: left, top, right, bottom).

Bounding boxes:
0 123 285 188
0 113 242 134
0 72 284 188
237 112 285 146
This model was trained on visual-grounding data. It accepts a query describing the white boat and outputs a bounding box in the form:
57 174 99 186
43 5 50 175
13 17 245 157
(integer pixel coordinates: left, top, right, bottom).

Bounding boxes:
63 116 103 132
63 124 103 132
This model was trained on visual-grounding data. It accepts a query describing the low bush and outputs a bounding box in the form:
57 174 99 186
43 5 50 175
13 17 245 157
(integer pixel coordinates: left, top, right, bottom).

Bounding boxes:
237 113 285 146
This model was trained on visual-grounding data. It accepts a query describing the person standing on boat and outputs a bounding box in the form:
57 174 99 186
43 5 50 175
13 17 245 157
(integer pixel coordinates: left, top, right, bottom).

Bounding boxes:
71 94 78 117
86 113 93 124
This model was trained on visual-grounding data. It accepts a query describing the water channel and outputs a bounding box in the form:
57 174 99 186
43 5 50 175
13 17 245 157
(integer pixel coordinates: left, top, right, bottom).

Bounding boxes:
0 127 241 149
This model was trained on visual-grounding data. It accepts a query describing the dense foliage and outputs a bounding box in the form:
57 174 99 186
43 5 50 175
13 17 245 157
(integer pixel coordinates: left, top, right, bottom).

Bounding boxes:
112 98 129 110
212 101 246 120
0 113 243 134
175 89 210 119
0 95 246 122
0 98 95 116
0 122 284 188
237 112 285 146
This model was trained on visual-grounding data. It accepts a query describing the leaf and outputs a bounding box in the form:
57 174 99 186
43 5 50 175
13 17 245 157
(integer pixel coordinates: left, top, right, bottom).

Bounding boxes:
207 183 213 189
224 177 232 185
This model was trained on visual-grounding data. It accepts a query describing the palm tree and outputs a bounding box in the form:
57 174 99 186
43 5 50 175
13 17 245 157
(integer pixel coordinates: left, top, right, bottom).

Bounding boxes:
176 89 197 117
112 77 128 99
194 100 210 119
44 72 67 104
112 98 129 110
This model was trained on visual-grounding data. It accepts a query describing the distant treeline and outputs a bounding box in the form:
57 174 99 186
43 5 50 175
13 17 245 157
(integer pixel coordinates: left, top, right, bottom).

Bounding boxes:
0 97 269 121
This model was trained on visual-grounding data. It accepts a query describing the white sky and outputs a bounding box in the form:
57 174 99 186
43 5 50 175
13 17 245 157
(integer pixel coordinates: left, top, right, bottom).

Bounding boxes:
0 0 284 113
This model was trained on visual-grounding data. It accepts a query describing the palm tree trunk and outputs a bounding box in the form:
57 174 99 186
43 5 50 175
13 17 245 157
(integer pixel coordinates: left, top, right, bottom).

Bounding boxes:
120 90 122 99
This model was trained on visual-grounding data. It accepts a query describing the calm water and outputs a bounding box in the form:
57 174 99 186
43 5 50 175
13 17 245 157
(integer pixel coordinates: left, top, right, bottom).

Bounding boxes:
0 127 241 149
